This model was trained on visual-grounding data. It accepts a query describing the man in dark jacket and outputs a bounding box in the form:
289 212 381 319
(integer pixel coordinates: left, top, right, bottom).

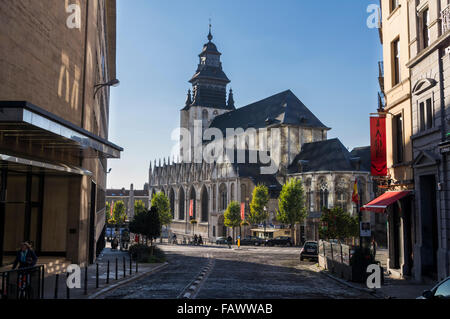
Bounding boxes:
12 242 37 269
227 236 233 249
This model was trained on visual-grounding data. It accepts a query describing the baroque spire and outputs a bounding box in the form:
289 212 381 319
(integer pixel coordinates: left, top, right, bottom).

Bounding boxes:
227 88 235 109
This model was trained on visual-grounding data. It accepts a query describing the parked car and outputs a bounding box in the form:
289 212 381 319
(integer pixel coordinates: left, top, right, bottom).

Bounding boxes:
237 236 265 246
265 236 293 247
300 241 318 261
216 237 228 245
418 276 450 299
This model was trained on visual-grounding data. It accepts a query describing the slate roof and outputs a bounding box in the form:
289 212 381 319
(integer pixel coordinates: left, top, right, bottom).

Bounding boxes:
209 90 329 134
223 149 282 198
288 138 369 174
350 146 371 172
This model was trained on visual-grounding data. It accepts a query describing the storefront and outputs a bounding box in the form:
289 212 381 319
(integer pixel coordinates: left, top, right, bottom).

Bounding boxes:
0 102 122 266
361 190 414 278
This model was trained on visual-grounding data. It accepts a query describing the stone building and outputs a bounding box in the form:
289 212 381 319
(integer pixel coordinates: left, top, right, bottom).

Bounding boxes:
405 0 450 282
0 1 122 267
369 0 415 280
149 29 373 243
106 184 150 220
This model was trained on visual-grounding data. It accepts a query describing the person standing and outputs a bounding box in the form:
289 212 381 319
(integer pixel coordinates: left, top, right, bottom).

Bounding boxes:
12 242 37 269
227 236 232 249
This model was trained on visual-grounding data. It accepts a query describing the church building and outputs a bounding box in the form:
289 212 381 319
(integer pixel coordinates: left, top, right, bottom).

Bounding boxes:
149 28 374 243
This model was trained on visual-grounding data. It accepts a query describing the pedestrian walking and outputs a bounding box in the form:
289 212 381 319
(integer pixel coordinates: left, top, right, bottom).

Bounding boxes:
193 234 198 246
12 242 37 269
111 236 119 250
198 235 203 246
227 236 232 249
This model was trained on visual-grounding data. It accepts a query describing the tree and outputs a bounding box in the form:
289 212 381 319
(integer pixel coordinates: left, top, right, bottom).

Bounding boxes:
129 207 161 246
277 178 307 245
134 200 147 216
113 201 127 225
106 202 114 224
319 207 359 242
224 201 242 240
151 192 172 229
249 184 270 225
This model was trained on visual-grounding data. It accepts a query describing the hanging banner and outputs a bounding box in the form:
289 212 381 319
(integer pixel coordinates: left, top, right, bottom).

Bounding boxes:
189 199 194 217
241 203 245 221
370 116 387 176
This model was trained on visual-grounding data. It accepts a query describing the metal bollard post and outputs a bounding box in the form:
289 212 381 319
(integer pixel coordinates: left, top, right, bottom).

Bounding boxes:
123 256 126 278
54 274 59 299
106 260 110 284
115 258 118 280
84 266 88 295
130 257 132 275
66 272 70 299
96 263 99 288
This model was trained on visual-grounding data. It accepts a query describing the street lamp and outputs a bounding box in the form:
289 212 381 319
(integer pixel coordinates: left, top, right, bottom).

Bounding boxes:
263 206 267 239
94 79 120 98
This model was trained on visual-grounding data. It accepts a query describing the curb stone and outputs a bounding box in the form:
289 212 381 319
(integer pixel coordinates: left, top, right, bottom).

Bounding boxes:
88 262 169 299
308 264 386 299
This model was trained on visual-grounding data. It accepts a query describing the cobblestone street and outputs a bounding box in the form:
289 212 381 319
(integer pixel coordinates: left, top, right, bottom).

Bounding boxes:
101 244 376 299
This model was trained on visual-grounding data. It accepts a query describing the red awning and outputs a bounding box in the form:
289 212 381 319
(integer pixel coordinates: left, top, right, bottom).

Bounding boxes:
361 191 412 213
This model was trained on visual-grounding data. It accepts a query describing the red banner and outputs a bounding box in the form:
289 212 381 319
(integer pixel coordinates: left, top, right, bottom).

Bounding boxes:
241 203 245 221
370 116 387 176
189 200 194 217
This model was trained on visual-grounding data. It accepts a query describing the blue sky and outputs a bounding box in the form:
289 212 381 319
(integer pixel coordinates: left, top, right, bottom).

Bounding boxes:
107 0 382 189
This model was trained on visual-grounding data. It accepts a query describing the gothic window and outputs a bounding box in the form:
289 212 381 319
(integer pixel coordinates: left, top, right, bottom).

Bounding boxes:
213 185 216 210
202 109 209 128
319 180 329 211
230 183 235 202
336 191 347 211
219 183 227 211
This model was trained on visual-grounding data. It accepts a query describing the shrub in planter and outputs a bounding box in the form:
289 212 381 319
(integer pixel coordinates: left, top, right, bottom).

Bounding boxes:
128 244 166 263
350 247 376 283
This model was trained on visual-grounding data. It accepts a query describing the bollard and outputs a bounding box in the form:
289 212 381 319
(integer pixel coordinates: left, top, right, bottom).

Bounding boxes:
96 263 99 288
115 258 118 280
106 260 110 284
123 256 126 278
130 257 132 275
54 274 59 299
66 272 70 299
84 266 88 295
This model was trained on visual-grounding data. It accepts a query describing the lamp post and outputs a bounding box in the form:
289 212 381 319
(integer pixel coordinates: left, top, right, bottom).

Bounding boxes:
94 79 120 98
263 206 267 239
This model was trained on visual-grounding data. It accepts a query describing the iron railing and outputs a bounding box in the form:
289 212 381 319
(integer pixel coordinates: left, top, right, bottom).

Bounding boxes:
0 265 45 300
442 4 450 34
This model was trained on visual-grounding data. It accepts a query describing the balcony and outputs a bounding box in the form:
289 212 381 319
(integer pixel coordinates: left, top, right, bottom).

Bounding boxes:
442 4 450 34
378 61 385 95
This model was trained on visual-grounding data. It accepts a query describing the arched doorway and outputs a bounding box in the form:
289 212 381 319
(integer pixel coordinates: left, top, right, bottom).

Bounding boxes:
178 187 185 220
189 186 196 220
218 214 226 237
201 186 209 223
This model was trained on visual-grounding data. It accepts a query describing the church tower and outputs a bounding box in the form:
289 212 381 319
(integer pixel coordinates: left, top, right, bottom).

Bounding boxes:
180 25 235 162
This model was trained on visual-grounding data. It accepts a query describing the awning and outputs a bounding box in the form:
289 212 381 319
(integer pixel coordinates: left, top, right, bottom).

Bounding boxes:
0 101 123 158
361 191 412 213
0 153 92 176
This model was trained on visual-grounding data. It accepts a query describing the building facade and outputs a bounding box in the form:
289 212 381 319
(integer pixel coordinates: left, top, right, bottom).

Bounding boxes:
0 0 122 267
406 0 450 282
149 30 373 243
106 184 150 220
375 0 415 279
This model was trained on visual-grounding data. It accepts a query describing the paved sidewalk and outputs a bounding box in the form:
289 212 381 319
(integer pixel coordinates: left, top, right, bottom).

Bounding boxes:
309 263 435 299
41 247 165 299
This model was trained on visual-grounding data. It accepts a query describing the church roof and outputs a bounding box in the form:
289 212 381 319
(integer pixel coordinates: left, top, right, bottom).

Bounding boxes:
288 138 368 173
210 90 329 133
350 146 371 172
189 65 230 84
